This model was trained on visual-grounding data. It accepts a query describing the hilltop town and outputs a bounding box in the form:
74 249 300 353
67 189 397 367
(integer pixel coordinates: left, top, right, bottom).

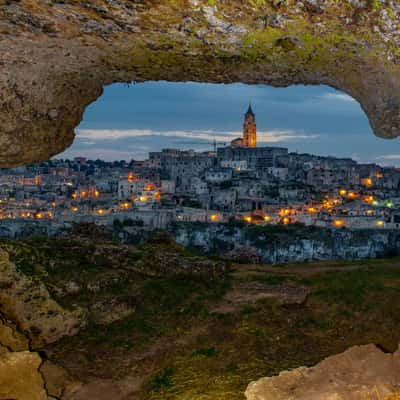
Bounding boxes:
0 105 400 239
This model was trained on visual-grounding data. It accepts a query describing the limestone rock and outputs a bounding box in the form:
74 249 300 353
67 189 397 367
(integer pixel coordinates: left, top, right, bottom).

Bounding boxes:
0 351 47 400
0 316 29 351
385 392 400 400
0 248 85 348
245 344 400 400
0 1 399 166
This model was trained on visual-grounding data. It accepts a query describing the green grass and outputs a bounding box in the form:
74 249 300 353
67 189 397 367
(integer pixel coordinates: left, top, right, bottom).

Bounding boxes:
303 266 400 308
150 367 177 393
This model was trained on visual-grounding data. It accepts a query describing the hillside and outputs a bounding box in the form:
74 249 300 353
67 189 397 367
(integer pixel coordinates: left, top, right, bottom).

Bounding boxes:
1 235 400 399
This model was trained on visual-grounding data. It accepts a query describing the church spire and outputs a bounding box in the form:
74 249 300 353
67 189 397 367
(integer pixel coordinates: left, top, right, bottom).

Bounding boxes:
246 102 254 116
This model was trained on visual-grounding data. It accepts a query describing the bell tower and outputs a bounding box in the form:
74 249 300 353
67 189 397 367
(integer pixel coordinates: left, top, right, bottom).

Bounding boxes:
243 103 256 148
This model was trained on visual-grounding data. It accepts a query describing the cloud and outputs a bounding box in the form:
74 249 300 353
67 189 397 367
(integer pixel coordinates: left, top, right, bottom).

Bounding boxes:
61 148 150 161
257 131 320 142
76 128 319 143
376 154 400 160
80 140 97 145
318 93 357 103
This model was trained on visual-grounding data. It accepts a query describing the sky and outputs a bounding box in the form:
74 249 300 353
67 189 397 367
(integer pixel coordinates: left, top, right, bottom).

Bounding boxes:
59 82 400 166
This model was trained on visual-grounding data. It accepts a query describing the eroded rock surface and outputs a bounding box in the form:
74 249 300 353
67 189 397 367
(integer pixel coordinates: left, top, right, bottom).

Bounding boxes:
0 315 29 352
0 248 85 348
0 350 47 400
245 344 400 400
0 0 399 166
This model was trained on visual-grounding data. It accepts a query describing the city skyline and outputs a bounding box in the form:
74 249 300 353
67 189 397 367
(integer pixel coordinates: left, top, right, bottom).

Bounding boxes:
60 82 400 166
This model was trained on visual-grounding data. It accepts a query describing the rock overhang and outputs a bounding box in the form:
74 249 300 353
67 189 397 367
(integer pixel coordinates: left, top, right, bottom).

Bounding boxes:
0 0 399 167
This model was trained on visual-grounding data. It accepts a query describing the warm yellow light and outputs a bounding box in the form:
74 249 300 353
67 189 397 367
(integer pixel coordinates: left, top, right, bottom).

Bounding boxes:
139 196 148 202
376 220 385 227
94 190 100 198
307 207 317 213
210 214 218 222
71 206 78 212
376 172 383 179
348 192 357 199
283 217 290 225
339 189 347 196
244 216 252 223
97 209 104 215
333 219 345 227
35 212 43 220
51 202 56 207
128 172 136 182
362 178 373 187
121 202 130 209
364 195 374 204
81 191 87 198
366 210 374 215
264 215 271 222
71 193 77 199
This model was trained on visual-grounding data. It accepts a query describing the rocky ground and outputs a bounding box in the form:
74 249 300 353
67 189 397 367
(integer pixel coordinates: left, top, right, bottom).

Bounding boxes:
0 0 400 166
1 234 400 399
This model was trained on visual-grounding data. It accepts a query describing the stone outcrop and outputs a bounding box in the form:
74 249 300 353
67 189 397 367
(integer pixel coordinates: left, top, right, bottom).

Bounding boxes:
0 0 399 166
245 344 400 400
0 315 29 352
0 350 47 400
0 248 85 348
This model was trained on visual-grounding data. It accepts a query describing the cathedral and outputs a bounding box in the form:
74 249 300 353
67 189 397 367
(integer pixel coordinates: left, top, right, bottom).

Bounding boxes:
231 103 257 148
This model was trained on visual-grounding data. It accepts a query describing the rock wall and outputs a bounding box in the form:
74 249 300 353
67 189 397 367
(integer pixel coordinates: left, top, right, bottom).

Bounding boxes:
174 223 400 263
0 0 399 166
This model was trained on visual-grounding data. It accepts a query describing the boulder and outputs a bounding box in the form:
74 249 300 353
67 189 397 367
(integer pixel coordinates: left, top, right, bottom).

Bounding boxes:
245 344 400 400
0 351 47 400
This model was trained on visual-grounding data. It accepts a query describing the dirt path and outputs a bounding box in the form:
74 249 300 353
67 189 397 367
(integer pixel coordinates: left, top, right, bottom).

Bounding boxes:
231 259 400 278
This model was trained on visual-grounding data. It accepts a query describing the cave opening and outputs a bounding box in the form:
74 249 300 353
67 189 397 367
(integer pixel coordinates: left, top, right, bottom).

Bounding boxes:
60 81 398 166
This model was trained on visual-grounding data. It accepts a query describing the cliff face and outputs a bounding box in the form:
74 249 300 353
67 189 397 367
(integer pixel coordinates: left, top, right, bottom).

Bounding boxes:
0 0 399 166
174 223 400 263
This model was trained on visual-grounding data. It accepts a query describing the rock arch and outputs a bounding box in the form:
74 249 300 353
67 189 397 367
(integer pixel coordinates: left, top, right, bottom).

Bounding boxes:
1 0 399 167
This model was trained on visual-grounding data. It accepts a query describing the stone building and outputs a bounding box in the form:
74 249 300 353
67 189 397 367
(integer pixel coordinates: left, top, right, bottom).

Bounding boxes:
218 146 288 171
149 149 215 192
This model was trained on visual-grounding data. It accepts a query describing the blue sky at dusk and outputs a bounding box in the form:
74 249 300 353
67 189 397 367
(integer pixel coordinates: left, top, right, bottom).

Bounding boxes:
60 82 400 166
